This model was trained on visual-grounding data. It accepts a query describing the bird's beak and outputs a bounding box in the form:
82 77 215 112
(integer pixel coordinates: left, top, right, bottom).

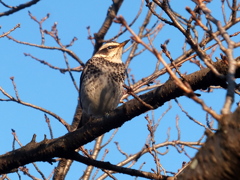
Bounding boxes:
119 39 130 47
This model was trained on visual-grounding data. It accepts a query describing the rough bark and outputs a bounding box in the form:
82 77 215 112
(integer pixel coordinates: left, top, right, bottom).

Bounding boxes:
178 107 240 180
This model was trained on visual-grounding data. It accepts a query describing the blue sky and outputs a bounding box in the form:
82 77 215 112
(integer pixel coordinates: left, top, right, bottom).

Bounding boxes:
1 0 240 179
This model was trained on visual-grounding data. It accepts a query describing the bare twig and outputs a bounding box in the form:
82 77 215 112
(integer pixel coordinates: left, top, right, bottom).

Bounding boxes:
124 84 154 110
44 114 53 139
10 77 20 101
28 11 50 45
114 142 129 158
6 35 83 65
101 128 119 148
24 53 82 73
108 0 145 42
63 52 79 92
175 98 212 130
0 24 20 38
0 87 70 131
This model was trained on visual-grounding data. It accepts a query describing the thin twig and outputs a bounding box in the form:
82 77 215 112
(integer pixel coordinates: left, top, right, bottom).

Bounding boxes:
0 24 20 38
6 35 83 65
44 114 53 139
123 84 154 110
0 87 70 131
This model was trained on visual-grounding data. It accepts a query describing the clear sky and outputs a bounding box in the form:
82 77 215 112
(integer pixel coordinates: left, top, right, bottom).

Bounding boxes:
1 0 240 179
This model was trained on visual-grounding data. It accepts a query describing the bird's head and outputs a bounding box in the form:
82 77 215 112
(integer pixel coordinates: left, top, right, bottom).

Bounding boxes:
93 40 129 63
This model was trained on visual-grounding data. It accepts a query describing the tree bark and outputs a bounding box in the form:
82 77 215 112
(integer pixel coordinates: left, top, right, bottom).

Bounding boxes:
178 107 240 180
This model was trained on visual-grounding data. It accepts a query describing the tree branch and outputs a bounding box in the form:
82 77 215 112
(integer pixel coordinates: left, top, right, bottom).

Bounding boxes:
0 58 239 176
0 0 41 17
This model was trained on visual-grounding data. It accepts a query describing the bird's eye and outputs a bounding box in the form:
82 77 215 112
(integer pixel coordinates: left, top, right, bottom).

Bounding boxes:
108 46 113 49
107 46 115 49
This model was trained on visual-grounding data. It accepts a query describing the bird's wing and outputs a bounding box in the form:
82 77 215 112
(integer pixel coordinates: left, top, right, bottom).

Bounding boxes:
79 60 89 108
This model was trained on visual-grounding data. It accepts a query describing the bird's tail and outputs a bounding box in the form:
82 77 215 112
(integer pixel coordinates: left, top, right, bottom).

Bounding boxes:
78 111 92 129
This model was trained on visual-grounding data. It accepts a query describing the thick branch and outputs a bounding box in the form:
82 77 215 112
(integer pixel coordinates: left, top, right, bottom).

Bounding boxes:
0 58 239 175
67 152 169 180
0 0 41 17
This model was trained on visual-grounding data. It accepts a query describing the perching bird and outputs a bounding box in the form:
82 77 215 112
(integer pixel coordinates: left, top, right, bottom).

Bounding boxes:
79 40 129 127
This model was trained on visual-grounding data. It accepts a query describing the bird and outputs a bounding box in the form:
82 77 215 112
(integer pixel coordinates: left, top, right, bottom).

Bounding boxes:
79 40 129 127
